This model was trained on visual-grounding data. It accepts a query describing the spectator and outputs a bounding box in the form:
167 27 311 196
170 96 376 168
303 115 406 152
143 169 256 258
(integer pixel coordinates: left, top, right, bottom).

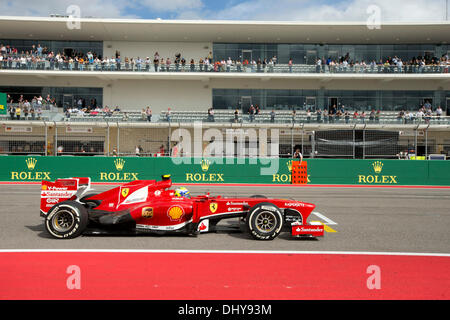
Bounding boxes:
234 108 239 123
369 109 375 123
172 142 179 157
436 106 443 120
316 109 322 123
166 107 172 122
135 145 141 157
270 109 275 123
293 148 303 163
344 111 350 123
146 107 152 122
9 104 15 120
360 111 366 124
15 105 21 120
207 107 215 122
249 105 255 122
30 106 35 120
306 109 311 123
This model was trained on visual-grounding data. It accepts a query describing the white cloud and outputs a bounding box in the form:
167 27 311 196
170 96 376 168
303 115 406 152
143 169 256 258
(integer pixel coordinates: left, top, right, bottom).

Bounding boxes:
0 0 135 18
138 0 203 12
194 0 448 22
0 0 446 21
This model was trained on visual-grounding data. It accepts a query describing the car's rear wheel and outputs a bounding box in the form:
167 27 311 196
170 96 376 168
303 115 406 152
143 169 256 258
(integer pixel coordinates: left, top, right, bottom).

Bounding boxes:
45 201 88 239
246 203 283 240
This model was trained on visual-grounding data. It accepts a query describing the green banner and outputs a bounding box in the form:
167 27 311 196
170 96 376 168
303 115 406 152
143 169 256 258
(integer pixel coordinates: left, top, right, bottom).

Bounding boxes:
0 92 7 115
1 156 449 186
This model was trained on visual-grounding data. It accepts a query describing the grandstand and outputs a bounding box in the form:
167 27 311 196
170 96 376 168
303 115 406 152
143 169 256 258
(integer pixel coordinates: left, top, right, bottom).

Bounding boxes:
0 16 449 159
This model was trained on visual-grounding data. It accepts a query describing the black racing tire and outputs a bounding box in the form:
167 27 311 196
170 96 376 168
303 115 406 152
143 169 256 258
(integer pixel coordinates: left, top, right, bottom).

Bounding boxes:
80 193 101 208
45 201 88 239
249 195 267 198
246 202 283 240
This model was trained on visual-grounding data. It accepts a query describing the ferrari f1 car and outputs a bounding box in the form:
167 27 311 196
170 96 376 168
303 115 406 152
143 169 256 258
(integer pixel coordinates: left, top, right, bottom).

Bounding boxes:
40 175 324 240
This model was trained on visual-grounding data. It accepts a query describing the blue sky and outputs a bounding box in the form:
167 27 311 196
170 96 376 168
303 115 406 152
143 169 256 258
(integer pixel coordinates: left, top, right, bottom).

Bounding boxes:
0 0 448 21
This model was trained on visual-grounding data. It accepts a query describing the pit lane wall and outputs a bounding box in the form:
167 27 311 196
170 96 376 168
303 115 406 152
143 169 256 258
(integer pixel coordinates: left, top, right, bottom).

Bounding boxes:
2 156 450 186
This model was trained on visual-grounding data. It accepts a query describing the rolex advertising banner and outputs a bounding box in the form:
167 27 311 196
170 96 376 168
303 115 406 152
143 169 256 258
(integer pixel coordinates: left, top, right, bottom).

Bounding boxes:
0 156 449 186
0 92 7 115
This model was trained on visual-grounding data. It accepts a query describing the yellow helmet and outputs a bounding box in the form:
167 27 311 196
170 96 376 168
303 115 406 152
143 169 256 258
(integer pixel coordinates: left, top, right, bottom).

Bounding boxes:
174 187 190 198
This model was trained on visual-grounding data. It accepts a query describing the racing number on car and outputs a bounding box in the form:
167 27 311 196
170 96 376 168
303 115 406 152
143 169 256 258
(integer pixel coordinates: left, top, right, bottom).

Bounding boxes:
209 202 218 213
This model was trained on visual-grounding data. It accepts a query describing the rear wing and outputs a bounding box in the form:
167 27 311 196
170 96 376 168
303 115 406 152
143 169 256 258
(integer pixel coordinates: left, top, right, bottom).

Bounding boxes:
40 177 91 217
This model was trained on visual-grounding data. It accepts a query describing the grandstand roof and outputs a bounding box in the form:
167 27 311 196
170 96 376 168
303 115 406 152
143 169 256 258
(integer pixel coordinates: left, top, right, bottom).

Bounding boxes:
0 16 449 44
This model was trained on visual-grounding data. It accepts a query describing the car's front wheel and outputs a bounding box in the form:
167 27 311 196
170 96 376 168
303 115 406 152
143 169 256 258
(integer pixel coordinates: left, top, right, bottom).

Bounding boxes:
246 203 283 240
45 201 88 239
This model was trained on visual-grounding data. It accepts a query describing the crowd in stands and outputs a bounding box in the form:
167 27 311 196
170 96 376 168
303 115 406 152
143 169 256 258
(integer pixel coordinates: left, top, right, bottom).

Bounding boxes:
396 103 444 124
1 42 449 73
6 94 49 120
315 53 450 73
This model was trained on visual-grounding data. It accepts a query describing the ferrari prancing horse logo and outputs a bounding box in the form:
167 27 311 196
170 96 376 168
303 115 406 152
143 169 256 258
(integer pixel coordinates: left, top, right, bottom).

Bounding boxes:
209 202 218 213
121 188 129 198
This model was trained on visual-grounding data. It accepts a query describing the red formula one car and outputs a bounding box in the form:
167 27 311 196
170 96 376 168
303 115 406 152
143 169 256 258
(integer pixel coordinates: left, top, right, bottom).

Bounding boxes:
40 175 324 240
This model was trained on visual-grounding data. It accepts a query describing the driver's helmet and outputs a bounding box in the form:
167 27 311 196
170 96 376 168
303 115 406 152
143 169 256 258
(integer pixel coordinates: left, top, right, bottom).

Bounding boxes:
174 187 190 199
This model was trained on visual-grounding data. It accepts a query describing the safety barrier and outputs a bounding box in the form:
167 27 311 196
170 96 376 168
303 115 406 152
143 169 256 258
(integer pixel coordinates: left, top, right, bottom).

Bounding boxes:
1 156 449 186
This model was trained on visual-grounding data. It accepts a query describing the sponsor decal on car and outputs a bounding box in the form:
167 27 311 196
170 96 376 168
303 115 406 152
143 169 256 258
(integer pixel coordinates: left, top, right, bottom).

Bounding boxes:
226 201 248 206
41 191 76 198
284 202 306 207
141 207 154 218
198 219 209 232
167 206 185 221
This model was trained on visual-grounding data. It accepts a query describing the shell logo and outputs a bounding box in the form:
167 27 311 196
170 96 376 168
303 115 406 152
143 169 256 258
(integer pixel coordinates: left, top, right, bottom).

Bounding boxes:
167 206 185 221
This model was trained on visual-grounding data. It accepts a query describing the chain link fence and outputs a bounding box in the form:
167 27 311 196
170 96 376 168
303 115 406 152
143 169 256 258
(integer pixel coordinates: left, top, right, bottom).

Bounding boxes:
0 121 449 159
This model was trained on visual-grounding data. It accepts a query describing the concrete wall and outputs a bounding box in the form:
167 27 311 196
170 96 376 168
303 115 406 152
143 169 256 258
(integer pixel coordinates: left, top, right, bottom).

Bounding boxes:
103 79 212 112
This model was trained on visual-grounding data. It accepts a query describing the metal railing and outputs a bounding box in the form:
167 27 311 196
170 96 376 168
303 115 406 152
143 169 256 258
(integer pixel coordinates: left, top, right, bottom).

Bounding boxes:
1 58 449 74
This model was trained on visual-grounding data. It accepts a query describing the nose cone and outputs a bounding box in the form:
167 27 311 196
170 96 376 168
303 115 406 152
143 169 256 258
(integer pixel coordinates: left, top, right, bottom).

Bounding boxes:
303 202 316 215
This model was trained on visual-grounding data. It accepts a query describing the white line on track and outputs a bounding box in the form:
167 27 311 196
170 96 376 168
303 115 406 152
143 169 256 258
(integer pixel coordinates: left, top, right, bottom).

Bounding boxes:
311 211 338 225
0 249 449 257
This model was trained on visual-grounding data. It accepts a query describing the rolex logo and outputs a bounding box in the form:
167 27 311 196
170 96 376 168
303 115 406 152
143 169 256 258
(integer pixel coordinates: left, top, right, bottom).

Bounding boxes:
286 160 293 172
114 158 125 171
26 157 37 170
201 159 210 172
372 161 383 174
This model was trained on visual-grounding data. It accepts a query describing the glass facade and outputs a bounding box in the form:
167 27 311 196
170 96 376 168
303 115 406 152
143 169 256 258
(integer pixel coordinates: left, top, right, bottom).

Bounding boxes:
1 86 103 110
213 89 450 112
213 43 450 64
0 39 103 57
